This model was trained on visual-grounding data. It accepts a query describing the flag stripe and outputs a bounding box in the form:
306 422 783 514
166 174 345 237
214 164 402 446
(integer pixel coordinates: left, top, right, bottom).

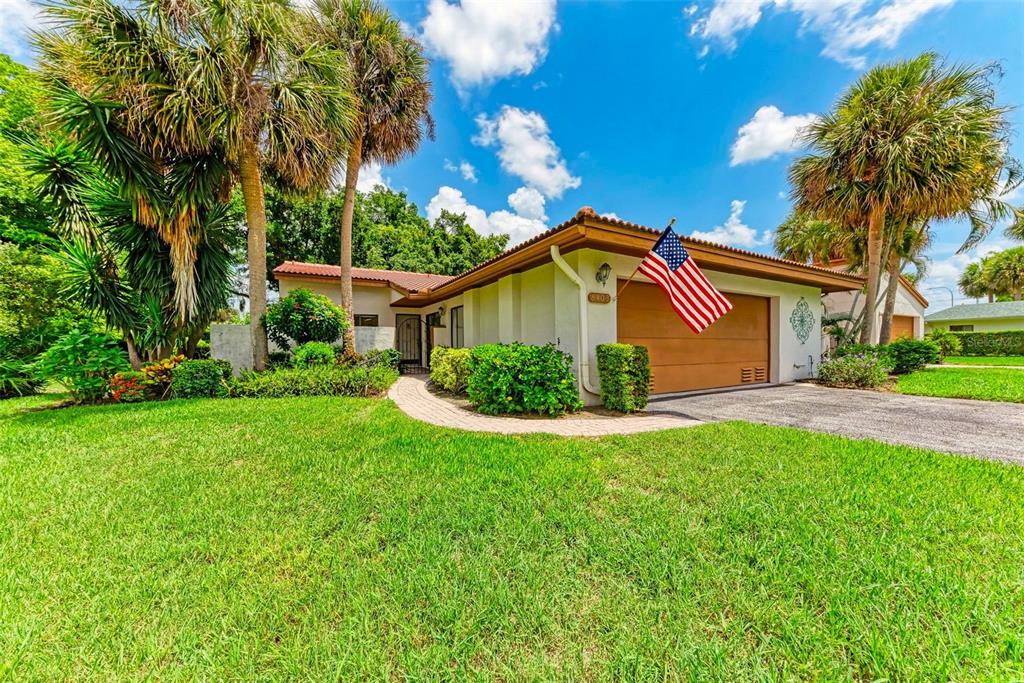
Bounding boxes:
639 257 712 331
635 226 733 334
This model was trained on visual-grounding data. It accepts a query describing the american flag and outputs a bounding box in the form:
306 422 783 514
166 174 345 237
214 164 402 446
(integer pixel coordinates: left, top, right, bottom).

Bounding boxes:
637 226 733 334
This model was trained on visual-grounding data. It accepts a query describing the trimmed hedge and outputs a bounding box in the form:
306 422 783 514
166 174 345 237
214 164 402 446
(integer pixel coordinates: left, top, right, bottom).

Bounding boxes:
886 339 940 374
818 351 891 388
430 346 472 394
293 341 335 368
596 343 651 412
952 330 1024 356
228 365 397 398
467 343 581 416
172 359 232 399
924 329 962 358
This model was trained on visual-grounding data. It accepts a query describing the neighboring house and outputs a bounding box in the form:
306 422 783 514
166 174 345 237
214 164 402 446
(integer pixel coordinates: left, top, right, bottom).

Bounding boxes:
819 258 928 345
274 207 864 404
925 301 1024 333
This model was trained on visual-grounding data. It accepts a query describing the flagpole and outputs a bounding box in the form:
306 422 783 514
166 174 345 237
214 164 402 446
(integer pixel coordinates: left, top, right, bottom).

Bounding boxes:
613 217 675 301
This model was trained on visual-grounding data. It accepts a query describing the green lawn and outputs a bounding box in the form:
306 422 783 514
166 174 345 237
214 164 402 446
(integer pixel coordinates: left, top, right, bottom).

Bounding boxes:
2 396 1023 679
895 367 1024 403
945 355 1024 367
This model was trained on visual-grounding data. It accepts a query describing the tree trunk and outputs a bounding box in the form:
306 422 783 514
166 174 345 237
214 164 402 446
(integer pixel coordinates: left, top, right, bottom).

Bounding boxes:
126 337 142 371
1015 287 1022 301
988 292 994 303
339 135 362 355
859 203 885 345
878 252 901 344
239 140 269 371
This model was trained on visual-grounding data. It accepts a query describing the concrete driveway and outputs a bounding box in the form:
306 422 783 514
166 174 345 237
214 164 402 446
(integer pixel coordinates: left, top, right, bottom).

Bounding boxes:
650 384 1023 465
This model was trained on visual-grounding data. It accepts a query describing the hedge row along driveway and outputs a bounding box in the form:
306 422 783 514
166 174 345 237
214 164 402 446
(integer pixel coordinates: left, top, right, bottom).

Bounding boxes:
2 394 1023 679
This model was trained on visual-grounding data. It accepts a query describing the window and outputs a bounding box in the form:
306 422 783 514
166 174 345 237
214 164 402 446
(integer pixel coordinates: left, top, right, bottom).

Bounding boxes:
354 314 378 327
949 324 974 332
450 306 464 348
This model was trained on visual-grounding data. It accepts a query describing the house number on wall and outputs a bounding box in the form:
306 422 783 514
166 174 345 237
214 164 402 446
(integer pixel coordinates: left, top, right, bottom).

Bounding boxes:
790 297 814 345
588 292 612 304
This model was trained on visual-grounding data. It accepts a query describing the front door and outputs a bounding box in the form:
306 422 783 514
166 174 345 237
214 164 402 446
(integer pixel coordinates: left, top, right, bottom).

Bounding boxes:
395 314 422 367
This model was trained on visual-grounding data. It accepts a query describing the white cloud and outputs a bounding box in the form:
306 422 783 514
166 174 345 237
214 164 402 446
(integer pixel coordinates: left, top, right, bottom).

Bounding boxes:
444 159 478 183
689 0 954 68
355 161 389 193
1 0 40 62
507 186 547 222
602 211 621 220
689 200 772 248
730 105 819 165
474 106 581 199
426 185 548 245
419 0 558 91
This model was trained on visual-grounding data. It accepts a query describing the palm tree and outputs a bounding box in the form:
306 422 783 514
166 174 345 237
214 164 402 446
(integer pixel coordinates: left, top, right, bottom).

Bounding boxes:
878 219 930 343
790 53 1020 344
314 0 434 353
989 247 1024 300
774 212 859 265
38 0 354 370
959 261 996 302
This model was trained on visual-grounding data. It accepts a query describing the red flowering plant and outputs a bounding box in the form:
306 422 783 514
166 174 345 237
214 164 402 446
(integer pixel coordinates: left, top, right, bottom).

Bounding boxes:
263 288 348 351
109 371 151 403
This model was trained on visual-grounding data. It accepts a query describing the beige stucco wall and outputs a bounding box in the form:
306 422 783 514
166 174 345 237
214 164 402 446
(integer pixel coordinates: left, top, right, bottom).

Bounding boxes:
926 317 1024 333
822 273 926 344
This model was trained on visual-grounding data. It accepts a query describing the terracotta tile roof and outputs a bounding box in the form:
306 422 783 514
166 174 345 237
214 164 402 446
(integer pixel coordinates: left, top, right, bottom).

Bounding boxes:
273 261 456 292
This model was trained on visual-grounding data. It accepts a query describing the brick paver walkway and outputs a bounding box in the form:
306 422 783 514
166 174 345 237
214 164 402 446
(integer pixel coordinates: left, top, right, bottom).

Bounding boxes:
388 375 701 436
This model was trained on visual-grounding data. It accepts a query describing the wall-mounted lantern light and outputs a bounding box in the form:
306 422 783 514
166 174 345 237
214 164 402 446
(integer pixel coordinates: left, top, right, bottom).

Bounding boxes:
595 262 612 287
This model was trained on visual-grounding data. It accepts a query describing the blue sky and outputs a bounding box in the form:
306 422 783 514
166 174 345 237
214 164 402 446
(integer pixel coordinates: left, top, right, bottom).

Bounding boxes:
3 0 1023 309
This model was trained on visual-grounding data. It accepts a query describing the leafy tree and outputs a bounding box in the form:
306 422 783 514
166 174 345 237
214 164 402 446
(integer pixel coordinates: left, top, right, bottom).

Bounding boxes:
958 261 997 302
0 54 50 247
790 53 1021 343
264 186 507 285
38 0 355 370
314 0 433 352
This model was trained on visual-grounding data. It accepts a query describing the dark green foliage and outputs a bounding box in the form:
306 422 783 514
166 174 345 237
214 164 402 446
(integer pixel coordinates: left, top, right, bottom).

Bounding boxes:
429 346 472 394
818 351 891 388
171 359 231 399
0 356 42 399
228 366 397 398
467 343 581 416
361 348 401 370
33 326 129 402
886 339 941 374
292 341 336 368
924 329 962 358
952 330 1024 356
268 351 292 369
596 343 651 412
263 288 348 350
263 186 509 288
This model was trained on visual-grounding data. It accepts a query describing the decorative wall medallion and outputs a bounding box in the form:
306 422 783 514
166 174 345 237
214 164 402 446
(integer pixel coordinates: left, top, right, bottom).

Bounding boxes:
790 297 814 345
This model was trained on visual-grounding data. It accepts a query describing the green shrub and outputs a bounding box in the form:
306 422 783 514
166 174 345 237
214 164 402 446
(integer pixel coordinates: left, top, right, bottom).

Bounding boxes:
268 351 292 369
952 330 1024 356
171 359 231 399
292 341 336 368
228 365 397 398
361 348 401 370
886 339 940 374
263 288 349 350
818 351 891 388
467 343 581 416
925 329 962 359
834 343 881 359
430 346 472 394
33 327 129 402
109 371 150 403
596 343 651 412
0 356 42 399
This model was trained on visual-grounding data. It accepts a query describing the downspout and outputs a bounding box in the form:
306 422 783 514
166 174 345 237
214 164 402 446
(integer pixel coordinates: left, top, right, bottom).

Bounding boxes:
550 245 601 397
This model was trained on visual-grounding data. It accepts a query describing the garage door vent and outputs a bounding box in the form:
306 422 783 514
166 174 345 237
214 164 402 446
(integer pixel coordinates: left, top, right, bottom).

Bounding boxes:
741 367 768 383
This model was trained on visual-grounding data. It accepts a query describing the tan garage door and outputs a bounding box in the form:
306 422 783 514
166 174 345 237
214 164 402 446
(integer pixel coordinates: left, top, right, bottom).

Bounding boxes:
617 281 770 394
892 315 915 340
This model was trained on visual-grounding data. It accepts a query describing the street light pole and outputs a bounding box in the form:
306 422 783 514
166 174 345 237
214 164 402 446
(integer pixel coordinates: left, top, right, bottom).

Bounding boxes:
927 286 955 310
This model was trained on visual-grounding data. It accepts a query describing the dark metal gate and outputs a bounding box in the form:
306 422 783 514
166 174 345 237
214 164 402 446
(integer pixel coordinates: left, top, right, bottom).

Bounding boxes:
395 314 422 367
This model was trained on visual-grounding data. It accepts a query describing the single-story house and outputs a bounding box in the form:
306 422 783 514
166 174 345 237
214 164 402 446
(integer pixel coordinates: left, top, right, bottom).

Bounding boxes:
925 301 1024 333
819 258 928 344
273 207 864 404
